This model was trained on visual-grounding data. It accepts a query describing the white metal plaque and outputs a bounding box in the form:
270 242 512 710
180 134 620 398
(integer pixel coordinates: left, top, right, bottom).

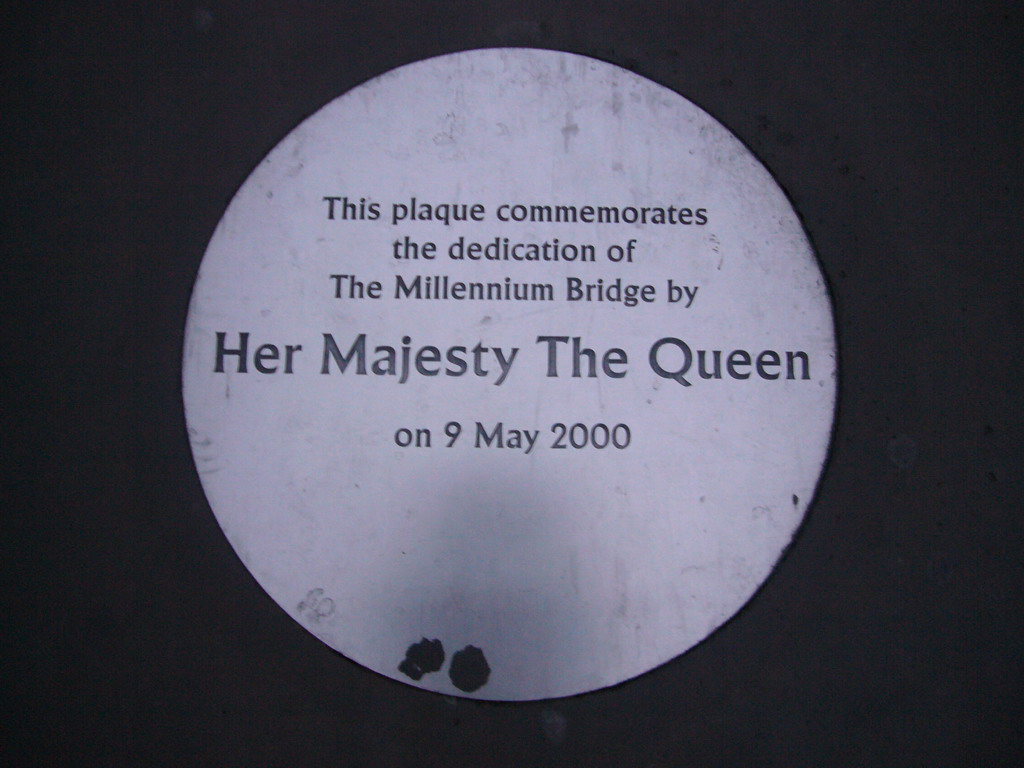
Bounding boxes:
183 49 836 700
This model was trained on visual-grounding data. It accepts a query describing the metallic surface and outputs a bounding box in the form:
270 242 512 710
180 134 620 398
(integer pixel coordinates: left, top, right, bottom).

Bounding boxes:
183 50 835 699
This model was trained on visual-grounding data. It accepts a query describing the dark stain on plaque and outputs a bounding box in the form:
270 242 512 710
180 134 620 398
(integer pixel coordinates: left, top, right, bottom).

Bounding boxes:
449 645 490 692
398 638 445 681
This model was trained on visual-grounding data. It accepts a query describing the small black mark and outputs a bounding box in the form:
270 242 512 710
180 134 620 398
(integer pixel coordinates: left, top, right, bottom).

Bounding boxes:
398 638 445 681
792 494 799 506
449 645 490 692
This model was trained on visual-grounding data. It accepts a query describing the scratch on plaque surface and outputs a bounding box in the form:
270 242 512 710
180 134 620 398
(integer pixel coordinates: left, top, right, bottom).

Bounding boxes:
189 428 221 473
611 89 624 115
707 232 723 270
297 588 335 622
751 505 776 525
561 113 579 152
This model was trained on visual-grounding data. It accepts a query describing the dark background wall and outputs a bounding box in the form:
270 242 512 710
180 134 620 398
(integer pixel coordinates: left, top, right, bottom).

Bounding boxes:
6 1 1022 764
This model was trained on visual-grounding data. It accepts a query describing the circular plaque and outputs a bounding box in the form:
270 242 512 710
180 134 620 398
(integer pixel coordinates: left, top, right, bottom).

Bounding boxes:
183 49 836 700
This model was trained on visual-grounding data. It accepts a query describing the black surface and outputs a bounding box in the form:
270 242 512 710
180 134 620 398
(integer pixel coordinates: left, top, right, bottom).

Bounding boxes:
6 1 1022 765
